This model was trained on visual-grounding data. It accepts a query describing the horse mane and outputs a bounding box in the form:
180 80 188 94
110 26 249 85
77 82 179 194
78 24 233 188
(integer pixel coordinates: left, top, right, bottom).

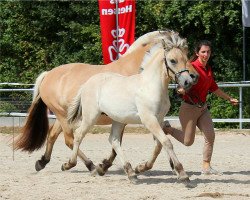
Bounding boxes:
140 30 188 71
140 43 162 70
124 30 188 56
160 30 188 52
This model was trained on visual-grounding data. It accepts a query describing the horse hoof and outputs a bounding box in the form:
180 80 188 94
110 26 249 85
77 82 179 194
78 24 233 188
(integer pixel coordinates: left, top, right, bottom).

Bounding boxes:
184 181 196 188
178 177 195 188
96 165 106 176
86 161 96 172
182 179 196 188
35 160 45 171
171 170 177 175
61 163 68 171
90 169 98 177
129 175 139 185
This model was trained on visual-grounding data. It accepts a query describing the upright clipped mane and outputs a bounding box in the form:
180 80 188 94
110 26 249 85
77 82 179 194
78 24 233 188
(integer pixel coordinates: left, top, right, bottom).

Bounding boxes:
140 43 162 71
139 30 187 72
123 31 162 56
124 30 176 56
161 30 188 52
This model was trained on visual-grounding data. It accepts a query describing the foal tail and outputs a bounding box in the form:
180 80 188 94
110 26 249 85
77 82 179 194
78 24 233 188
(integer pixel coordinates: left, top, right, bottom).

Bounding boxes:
67 86 83 125
14 72 49 152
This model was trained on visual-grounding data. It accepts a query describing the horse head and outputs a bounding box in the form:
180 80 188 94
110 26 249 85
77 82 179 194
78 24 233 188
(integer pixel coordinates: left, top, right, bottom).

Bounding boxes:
186 61 199 84
161 31 198 91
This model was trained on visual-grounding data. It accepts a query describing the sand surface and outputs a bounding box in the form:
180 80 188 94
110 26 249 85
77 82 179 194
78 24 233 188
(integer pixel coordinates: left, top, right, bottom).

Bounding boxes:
0 130 249 200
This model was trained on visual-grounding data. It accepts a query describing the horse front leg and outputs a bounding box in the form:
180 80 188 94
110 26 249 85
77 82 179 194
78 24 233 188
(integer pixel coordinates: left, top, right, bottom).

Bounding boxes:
93 123 125 176
35 120 62 171
140 114 190 185
108 121 138 184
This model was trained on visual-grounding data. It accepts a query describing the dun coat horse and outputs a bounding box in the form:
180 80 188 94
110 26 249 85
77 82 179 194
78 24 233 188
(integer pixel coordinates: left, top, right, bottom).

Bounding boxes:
14 31 198 182
66 36 193 184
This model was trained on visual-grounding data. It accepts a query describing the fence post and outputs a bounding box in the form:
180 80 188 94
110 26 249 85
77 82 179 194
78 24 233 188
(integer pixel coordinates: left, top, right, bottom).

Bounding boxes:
239 86 243 129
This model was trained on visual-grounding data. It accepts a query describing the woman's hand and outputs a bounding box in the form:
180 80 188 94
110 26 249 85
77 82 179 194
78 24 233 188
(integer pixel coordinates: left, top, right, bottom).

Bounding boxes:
229 97 239 106
177 87 186 95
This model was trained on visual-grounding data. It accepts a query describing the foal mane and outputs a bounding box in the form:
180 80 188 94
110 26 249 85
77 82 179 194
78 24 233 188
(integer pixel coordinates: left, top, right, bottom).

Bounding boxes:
139 30 188 71
124 30 188 56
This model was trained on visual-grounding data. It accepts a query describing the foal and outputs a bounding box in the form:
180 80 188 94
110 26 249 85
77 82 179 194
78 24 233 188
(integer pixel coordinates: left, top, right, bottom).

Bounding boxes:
66 40 193 184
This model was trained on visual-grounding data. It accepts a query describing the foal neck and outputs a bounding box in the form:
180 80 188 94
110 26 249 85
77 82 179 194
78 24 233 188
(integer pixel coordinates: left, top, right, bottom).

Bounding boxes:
140 49 169 88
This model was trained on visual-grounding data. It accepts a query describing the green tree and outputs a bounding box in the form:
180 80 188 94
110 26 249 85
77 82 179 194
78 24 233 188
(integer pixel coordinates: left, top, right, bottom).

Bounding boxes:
0 1 101 83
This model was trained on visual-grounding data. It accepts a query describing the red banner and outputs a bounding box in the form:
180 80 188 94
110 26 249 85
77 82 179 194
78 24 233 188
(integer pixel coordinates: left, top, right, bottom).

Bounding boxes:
99 0 136 64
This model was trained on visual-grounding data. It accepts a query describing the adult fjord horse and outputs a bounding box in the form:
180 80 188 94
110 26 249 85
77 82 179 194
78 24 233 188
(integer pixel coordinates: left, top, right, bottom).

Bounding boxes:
14 31 198 178
66 36 193 184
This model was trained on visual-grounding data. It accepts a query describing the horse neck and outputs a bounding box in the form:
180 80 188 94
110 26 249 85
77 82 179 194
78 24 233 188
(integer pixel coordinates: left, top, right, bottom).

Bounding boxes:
123 31 161 56
103 45 151 76
140 51 170 92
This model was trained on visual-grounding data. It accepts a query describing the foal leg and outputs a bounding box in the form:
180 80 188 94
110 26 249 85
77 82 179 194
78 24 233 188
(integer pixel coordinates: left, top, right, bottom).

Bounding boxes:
94 124 125 176
64 132 95 171
61 120 92 171
35 120 62 171
109 121 138 184
134 136 176 175
140 114 190 183
135 136 162 174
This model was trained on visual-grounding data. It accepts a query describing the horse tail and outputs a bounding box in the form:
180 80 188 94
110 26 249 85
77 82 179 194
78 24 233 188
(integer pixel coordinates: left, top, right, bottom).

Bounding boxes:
67 86 83 125
33 71 48 101
14 72 49 152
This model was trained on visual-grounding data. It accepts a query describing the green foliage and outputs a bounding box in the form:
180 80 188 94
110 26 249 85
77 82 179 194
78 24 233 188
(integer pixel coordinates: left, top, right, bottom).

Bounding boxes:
0 1 101 83
0 101 16 113
136 0 242 81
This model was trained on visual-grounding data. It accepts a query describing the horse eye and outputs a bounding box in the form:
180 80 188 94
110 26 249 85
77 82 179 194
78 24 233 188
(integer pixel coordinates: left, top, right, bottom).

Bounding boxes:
170 59 177 64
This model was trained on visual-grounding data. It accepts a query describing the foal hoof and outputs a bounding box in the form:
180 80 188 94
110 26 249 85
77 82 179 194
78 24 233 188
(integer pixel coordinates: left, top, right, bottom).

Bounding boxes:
96 164 106 176
129 175 139 185
35 160 45 172
182 179 196 188
178 177 195 188
90 168 98 177
61 164 67 171
61 160 76 171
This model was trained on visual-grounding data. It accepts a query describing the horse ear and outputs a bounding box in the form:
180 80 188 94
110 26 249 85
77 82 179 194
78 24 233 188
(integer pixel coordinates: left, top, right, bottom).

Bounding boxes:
183 46 188 55
161 39 167 50
181 38 188 54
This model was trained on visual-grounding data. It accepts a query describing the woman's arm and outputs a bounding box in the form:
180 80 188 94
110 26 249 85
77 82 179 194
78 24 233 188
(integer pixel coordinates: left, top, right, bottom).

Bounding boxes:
213 88 239 106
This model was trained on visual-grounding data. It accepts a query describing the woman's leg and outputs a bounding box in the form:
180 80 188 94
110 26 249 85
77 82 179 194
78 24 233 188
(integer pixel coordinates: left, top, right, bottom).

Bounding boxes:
163 102 199 146
197 109 215 163
197 108 221 174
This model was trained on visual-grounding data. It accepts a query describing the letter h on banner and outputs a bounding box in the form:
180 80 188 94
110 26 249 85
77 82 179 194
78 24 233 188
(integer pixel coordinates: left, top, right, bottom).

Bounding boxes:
99 0 136 64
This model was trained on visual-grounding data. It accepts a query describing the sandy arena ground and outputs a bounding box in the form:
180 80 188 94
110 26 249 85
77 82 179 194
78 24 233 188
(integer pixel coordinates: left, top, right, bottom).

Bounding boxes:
0 129 249 200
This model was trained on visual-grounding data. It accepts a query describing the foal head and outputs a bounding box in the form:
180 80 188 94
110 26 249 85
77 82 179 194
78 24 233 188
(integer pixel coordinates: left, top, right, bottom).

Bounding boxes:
161 31 198 90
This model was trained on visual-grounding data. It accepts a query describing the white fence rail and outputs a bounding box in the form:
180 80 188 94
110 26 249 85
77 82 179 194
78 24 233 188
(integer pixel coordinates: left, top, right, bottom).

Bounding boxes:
1 82 250 129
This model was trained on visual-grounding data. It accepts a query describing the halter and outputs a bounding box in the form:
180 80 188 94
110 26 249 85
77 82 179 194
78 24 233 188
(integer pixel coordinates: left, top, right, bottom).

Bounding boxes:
162 39 189 83
164 58 189 83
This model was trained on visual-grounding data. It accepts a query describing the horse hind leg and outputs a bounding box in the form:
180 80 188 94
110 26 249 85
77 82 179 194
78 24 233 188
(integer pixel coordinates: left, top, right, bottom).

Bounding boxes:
93 124 125 176
64 131 95 172
61 108 100 171
109 121 138 184
134 136 176 175
35 120 62 171
135 136 162 174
